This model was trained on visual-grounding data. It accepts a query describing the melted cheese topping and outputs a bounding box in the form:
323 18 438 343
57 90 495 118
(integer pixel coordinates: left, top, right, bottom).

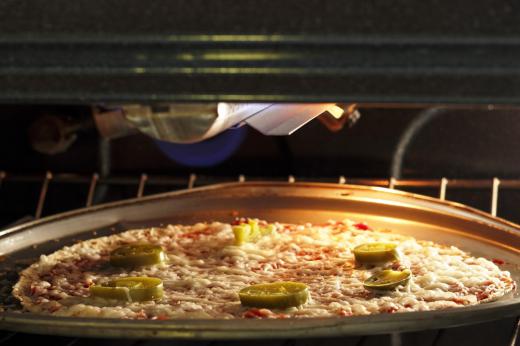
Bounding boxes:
13 220 516 319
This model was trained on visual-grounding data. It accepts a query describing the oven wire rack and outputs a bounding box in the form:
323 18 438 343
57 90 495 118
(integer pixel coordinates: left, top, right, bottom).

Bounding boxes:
0 171 510 220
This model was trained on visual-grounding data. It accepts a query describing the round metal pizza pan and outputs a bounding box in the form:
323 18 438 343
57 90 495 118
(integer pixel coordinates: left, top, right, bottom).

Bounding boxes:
0 182 518 339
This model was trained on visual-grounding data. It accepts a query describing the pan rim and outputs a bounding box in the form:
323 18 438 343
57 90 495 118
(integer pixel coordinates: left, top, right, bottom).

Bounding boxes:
1 181 519 240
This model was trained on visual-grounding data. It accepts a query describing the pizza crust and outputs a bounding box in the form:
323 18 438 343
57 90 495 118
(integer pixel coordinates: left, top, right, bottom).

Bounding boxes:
13 220 516 319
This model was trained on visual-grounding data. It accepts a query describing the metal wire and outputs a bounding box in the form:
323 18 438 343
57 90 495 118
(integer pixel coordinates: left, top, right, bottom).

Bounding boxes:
0 171 5 189
492 177 500 217
510 317 520 346
188 174 197 189
6 173 520 188
390 108 446 180
439 178 448 200
0 332 17 345
136 174 148 198
63 337 79 346
35 171 52 219
85 173 99 207
2 171 519 219
432 329 445 346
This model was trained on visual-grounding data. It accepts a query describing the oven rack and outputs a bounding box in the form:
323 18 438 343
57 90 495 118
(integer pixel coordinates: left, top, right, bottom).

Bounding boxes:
0 172 514 220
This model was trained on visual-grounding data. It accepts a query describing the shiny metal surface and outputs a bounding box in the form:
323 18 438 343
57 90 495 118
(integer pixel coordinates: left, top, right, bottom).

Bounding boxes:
0 182 518 339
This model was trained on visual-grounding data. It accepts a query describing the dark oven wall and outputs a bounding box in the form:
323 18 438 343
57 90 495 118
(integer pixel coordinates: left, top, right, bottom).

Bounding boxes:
2 105 520 227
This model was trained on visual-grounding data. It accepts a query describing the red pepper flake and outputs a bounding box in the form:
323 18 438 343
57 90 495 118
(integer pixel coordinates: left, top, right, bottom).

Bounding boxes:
179 227 214 239
353 223 370 231
243 308 272 319
296 250 323 260
492 258 505 265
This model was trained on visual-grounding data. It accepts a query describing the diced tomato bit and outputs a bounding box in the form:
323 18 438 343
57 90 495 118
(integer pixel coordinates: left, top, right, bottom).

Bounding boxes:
154 314 169 320
243 308 272 319
492 258 505 265
382 307 398 314
49 305 61 313
353 223 370 230
135 310 148 319
451 298 467 305
283 225 294 231
448 283 468 295
337 309 352 317
476 291 490 301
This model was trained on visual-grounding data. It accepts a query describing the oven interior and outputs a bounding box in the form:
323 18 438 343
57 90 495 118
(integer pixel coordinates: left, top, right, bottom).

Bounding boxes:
2 1 520 344
1 104 519 346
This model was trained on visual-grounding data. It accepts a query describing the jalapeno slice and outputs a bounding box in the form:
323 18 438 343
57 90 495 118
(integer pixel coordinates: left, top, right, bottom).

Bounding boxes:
353 242 399 264
110 244 166 267
364 269 411 290
239 281 309 308
90 276 164 302
233 224 252 245
233 220 275 245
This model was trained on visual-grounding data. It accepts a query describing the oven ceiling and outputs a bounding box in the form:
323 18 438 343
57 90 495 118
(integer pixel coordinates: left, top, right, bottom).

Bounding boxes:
1 0 519 104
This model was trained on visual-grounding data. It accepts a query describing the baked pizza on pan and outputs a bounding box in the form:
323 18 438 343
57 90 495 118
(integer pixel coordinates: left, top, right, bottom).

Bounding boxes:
13 219 516 319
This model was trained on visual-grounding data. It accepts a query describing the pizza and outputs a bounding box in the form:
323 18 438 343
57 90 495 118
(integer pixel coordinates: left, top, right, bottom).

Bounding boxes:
13 219 516 319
